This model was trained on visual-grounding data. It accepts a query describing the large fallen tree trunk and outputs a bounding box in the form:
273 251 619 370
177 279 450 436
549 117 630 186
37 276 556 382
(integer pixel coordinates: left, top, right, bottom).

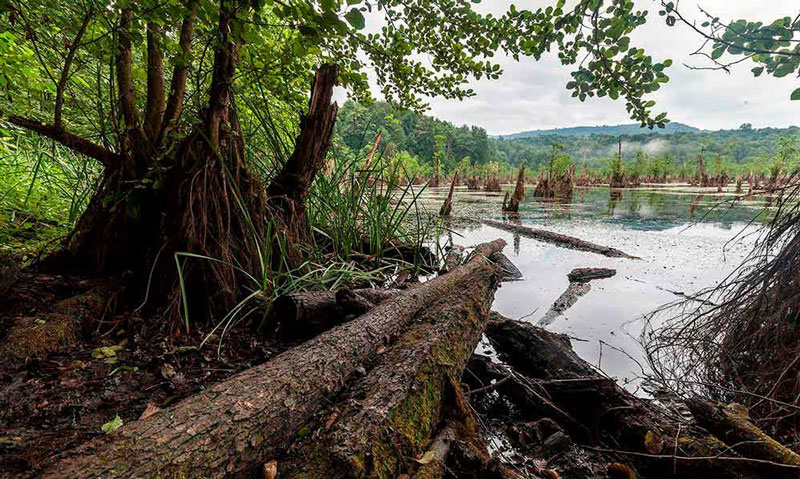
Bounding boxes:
482 317 800 479
35 240 507 479
267 288 400 338
282 254 502 478
479 218 638 259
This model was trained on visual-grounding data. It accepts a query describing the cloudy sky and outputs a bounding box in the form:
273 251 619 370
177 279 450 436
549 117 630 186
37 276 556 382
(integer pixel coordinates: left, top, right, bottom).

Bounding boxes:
361 1 800 135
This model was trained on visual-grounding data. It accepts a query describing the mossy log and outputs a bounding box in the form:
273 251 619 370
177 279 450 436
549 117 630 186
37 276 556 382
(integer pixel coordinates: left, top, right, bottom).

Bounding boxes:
282 254 502 478
480 218 638 259
1 284 116 358
483 317 797 479
267 288 400 338
35 240 506 479
687 399 800 469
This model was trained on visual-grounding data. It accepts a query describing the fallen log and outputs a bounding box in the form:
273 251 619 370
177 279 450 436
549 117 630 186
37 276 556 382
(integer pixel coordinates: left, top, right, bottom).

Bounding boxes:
35 240 507 479
267 288 399 338
567 267 616 283
440 245 465 274
479 219 638 259
483 317 800 479
283 253 501 478
687 399 800 468
490 251 523 281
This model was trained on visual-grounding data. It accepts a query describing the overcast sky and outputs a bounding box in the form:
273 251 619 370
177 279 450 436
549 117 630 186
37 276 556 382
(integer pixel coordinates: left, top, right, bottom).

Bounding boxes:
356 1 800 135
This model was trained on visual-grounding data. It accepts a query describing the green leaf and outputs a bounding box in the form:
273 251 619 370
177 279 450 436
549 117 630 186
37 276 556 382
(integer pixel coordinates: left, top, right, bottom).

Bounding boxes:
102 415 123 434
751 66 764 77
791 87 800 101
344 8 365 30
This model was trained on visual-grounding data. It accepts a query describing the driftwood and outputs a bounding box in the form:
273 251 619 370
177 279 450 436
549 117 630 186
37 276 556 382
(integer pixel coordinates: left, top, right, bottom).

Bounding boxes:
482 317 800 479
35 240 507 479
568 267 616 283
480 218 638 259
268 288 399 338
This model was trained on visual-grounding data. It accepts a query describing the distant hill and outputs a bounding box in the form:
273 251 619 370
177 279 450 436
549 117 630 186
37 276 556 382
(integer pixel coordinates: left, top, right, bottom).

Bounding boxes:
496 122 700 140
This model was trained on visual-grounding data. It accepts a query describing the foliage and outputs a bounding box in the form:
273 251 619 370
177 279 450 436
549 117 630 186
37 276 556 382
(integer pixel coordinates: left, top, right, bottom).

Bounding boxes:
660 1 800 101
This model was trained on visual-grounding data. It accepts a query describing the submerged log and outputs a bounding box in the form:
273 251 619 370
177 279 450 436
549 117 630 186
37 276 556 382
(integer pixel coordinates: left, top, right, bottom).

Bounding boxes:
36 240 507 479
538 282 591 326
479 218 638 259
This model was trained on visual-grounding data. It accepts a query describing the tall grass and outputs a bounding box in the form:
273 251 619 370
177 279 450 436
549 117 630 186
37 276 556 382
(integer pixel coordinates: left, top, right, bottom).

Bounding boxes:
0 133 100 256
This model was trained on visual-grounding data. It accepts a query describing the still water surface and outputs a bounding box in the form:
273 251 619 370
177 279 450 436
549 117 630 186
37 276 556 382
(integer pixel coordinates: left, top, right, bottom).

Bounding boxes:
419 185 771 391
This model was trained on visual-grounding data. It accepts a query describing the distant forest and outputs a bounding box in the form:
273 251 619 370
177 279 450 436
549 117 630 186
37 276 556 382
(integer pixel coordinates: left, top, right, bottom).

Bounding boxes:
334 101 800 179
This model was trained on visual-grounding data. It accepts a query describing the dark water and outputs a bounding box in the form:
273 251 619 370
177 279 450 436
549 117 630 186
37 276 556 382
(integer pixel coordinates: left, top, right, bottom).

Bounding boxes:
419 185 768 391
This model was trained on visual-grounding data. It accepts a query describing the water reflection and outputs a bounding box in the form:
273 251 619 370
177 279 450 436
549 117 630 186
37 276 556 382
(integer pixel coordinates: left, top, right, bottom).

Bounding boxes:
420 185 769 391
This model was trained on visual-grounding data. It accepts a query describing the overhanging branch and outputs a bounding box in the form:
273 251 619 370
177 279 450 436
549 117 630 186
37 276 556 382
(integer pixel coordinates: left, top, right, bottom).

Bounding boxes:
5 114 120 166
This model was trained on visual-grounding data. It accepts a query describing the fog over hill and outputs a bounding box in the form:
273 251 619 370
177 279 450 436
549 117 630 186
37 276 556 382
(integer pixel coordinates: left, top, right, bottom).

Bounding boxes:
496 122 699 140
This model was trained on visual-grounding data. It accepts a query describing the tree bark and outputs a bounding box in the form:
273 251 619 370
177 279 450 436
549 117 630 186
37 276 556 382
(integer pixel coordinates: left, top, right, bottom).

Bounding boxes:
144 22 165 142
503 164 525 212
480 218 638 259
267 64 339 245
161 0 198 141
283 255 502 478
268 288 400 339
35 240 506 479
440 170 458 216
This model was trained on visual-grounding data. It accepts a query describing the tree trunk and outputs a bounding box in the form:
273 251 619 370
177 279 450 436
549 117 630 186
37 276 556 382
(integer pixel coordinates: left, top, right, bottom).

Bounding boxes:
267 64 339 261
36 240 506 479
282 256 501 478
439 170 458 216
267 288 400 339
503 164 525 212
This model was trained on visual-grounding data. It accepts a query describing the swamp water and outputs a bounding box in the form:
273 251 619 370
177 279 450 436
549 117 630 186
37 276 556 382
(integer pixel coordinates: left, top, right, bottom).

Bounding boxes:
419 185 772 392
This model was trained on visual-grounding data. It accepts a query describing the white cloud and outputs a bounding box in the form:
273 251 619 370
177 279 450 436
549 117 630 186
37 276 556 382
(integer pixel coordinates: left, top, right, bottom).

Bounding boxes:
415 1 800 135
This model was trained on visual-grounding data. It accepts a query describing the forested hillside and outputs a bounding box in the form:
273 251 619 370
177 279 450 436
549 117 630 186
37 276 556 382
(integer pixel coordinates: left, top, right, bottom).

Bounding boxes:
335 101 800 178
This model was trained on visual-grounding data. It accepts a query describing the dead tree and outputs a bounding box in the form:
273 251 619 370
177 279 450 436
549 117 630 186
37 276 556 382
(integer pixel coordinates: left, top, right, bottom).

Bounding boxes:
440 170 459 216
503 164 525 212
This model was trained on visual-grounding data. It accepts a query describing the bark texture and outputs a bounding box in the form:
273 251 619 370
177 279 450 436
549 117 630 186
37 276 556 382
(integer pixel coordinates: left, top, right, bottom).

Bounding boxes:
284 256 501 478
36 240 506 479
269 288 400 338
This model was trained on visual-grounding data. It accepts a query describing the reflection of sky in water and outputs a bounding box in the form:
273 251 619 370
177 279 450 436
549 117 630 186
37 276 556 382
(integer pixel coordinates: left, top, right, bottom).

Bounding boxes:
419 185 767 393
